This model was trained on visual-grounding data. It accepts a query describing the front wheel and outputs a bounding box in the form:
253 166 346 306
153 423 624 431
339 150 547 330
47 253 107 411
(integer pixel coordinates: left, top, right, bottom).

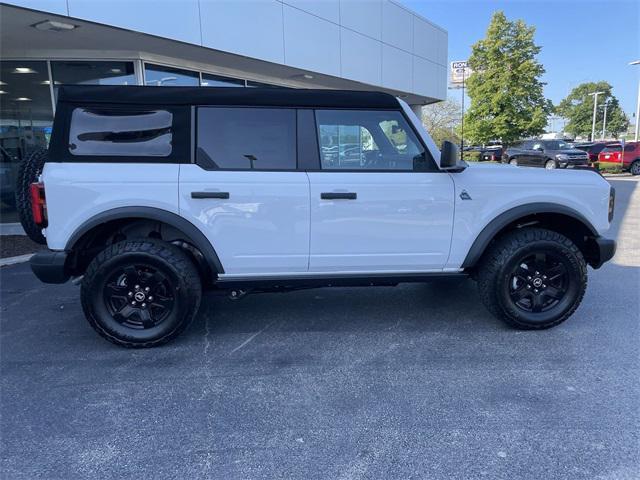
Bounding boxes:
81 239 202 347
477 228 587 329
630 160 640 176
509 159 518 166
545 160 557 169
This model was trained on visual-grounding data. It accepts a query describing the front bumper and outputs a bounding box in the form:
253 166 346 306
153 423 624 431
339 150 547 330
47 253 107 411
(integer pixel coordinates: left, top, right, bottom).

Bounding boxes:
30 250 70 284
588 237 616 269
559 160 589 168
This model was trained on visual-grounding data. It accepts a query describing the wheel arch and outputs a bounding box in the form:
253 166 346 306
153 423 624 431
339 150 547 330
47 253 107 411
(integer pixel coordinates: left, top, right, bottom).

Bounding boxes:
65 207 224 280
462 203 599 269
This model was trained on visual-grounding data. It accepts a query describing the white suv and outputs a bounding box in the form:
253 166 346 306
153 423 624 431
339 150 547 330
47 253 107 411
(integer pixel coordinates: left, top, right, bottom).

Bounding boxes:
23 85 616 347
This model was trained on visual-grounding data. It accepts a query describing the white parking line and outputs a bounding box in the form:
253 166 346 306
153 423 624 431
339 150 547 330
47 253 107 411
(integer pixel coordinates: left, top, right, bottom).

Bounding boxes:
0 253 34 267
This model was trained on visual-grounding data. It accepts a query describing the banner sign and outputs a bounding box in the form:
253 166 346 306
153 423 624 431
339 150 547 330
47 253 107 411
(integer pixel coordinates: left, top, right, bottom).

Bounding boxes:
450 61 473 87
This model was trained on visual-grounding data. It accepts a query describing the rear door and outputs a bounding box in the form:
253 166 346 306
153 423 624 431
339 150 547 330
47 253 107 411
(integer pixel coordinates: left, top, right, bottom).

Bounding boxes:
179 107 310 275
306 109 455 272
529 141 546 166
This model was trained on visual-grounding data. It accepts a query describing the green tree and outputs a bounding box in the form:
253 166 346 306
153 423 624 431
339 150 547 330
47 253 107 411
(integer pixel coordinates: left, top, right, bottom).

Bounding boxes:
421 98 462 147
464 11 552 145
555 81 629 139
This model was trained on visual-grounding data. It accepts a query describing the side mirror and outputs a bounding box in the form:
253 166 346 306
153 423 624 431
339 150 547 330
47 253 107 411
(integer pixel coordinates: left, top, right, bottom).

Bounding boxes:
440 141 466 171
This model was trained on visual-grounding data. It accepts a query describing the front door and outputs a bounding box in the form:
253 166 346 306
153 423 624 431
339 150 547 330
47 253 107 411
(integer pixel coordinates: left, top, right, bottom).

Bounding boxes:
308 109 455 272
179 107 310 275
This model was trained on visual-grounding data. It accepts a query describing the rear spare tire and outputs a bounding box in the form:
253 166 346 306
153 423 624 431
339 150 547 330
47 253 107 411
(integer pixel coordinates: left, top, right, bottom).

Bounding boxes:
16 149 47 244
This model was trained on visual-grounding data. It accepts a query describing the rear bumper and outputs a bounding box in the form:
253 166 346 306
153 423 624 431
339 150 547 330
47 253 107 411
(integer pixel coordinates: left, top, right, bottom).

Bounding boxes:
30 250 70 284
588 237 616 269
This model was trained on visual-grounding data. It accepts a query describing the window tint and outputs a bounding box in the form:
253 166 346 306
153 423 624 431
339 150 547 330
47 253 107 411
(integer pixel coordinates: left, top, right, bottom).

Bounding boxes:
624 145 635 152
197 108 296 170
315 110 428 171
68 108 173 157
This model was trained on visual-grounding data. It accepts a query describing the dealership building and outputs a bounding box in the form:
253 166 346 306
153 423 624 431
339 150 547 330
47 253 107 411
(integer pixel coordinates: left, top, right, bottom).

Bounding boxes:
0 0 447 227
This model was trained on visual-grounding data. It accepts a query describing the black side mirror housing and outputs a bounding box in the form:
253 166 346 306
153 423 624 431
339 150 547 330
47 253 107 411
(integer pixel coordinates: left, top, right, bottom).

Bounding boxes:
440 141 467 171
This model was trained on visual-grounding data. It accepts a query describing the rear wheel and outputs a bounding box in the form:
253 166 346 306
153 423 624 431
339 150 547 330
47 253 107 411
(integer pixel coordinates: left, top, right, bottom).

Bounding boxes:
545 160 557 169
477 228 587 329
81 239 202 347
630 160 640 176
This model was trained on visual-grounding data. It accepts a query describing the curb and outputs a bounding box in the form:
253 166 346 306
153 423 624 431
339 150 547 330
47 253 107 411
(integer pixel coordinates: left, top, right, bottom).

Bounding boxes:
0 253 34 267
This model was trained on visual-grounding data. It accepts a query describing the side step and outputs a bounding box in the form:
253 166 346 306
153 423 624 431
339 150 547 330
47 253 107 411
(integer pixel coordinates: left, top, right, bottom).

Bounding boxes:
215 272 467 290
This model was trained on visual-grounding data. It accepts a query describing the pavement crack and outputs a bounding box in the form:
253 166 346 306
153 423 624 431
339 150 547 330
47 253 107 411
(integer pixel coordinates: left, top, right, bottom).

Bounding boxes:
230 320 277 354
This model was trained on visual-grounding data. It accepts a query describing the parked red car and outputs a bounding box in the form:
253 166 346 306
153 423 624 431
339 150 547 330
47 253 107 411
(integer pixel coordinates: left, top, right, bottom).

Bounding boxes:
597 142 640 175
574 142 617 167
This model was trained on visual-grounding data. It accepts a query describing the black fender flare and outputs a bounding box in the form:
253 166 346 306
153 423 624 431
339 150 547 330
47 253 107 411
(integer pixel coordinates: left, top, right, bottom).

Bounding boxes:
461 202 598 268
65 206 224 274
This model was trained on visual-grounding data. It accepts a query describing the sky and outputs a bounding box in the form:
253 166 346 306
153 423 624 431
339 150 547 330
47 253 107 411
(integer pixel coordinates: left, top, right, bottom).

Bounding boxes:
402 0 639 119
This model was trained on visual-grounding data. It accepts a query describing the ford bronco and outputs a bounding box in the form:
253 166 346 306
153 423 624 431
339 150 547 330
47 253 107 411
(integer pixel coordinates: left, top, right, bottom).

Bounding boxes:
21 85 616 347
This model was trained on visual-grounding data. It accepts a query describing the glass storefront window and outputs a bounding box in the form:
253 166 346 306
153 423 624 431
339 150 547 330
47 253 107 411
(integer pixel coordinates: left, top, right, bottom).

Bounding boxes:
201 73 245 87
51 61 135 86
246 80 286 88
0 61 53 223
144 64 199 87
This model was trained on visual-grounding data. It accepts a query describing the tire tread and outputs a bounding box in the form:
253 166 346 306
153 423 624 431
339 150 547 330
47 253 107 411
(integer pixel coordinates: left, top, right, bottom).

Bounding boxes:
477 227 587 329
81 238 202 348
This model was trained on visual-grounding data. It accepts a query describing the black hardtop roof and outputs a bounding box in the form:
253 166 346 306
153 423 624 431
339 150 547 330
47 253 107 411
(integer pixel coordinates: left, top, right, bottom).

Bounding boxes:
57 85 401 109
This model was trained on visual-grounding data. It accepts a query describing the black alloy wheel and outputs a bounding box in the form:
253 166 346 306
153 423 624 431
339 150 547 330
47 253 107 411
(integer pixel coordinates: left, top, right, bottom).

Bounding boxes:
103 264 176 330
507 251 568 314
81 239 202 347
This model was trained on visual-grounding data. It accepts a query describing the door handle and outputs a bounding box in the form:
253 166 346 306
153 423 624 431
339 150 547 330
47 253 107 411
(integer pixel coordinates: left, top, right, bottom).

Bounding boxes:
191 191 230 199
321 192 357 200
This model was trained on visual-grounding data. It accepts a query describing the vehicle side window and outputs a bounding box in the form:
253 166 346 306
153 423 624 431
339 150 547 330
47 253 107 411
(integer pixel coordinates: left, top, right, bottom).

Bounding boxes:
196 107 296 170
315 110 429 171
624 145 635 152
532 142 543 150
68 108 173 157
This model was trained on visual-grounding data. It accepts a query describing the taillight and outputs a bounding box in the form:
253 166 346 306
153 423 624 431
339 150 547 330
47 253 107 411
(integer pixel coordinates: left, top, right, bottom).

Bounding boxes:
29 182 47 227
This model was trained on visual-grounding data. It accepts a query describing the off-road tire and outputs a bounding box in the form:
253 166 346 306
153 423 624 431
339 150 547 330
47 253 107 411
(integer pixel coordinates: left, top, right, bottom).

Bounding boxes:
477 228 587 329
16 149 48 244
81 238 202 348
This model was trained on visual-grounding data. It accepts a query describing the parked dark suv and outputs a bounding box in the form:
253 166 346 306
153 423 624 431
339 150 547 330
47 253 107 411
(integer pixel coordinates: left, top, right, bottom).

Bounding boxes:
502 140 589 169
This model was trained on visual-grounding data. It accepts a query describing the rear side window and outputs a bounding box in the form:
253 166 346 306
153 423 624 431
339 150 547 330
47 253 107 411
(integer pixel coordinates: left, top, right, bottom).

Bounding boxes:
69 108 173 157
602 145 621 153
196 107 296 170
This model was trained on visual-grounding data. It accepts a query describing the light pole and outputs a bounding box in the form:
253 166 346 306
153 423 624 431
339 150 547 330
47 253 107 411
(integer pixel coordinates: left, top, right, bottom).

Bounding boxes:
601 101 609 140
588 91 605 141
630 60 640 141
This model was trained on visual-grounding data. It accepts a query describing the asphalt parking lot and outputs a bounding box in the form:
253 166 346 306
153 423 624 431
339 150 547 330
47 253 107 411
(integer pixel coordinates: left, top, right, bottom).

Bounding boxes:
1 177 638 480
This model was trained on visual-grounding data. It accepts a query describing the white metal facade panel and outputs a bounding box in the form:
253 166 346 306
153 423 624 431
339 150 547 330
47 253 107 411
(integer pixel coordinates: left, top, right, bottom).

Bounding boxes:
382 0 412 52
382 43 412 92
283 5 341 77
200 0 285 65
340 28 382 85
339 0 382 41
67 0 202 45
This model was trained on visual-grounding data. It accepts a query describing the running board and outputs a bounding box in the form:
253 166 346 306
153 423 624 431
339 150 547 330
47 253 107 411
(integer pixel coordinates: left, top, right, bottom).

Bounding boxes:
215 272 468 290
